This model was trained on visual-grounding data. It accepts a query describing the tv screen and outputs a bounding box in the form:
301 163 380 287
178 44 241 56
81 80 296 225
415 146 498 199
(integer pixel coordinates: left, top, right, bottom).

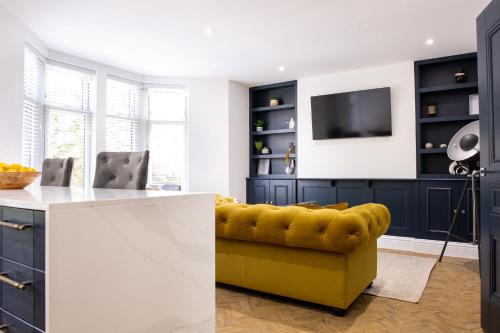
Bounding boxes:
311 87 392 140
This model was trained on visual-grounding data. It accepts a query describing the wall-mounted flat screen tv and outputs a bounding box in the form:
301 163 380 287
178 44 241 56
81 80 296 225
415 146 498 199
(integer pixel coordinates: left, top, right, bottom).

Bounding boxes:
311 87 392 140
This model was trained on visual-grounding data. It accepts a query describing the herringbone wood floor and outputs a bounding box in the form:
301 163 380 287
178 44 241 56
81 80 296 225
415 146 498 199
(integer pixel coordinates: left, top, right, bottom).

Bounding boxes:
216 249 481 333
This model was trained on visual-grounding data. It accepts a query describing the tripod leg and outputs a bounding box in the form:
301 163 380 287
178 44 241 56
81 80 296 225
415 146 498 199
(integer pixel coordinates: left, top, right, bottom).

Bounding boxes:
438 177 470 262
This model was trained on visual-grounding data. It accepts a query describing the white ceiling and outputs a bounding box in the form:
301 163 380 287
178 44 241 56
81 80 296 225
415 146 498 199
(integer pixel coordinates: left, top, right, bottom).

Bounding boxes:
0 0 490 84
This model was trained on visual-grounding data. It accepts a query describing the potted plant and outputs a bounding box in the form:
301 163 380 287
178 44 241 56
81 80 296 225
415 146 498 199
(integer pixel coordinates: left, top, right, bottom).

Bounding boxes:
270 97 279 107
254 119 265 132
254 141 263 153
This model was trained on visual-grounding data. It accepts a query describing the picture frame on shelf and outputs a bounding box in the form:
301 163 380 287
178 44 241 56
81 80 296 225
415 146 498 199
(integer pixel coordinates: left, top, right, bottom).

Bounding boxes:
257 159 270 175
469 94 479 115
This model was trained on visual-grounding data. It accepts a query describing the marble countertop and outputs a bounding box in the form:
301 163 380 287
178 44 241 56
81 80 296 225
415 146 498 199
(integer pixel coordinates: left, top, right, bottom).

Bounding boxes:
0 186 213 211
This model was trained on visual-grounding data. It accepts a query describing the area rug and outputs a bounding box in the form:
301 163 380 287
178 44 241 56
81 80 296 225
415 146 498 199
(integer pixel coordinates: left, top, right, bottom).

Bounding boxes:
363 252 437 303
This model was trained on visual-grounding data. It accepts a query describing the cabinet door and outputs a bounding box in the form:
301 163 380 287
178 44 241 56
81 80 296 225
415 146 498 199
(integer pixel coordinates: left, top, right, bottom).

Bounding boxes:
269 180 295 206
247 179 269 204
335 180 370 207
371 181 418 237
419 180 463 241
296 180 336 205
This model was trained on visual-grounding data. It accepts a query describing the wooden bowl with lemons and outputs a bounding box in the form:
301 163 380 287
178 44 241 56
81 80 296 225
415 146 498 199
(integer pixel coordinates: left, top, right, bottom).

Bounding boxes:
0 163 40 190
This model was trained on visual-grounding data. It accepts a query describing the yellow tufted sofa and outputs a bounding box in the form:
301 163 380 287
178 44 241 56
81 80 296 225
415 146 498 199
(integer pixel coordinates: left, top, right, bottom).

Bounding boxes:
215 200 390 314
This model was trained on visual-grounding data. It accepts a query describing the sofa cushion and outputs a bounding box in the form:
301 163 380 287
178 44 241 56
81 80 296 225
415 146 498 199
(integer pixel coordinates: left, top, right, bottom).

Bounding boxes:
216 203 390 254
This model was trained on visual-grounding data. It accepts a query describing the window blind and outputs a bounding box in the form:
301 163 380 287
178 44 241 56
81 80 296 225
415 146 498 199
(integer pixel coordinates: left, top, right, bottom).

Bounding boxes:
45 62 94 187
22 46 44 168
147 87 188 187
105 78 144 152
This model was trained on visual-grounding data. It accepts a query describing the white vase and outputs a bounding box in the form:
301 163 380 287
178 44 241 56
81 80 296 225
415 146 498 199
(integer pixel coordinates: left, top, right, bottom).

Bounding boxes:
285 166 292 175
288 117 295 129
256 127 263 132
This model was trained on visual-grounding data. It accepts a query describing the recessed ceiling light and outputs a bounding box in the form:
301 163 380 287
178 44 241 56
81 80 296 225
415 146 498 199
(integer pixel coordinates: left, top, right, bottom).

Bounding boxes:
204 28 214 36
425 38 434 46
278 65 285 72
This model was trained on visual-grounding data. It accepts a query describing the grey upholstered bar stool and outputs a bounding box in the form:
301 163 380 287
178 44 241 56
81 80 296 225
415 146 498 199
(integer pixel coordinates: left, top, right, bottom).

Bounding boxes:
92 151 150 190
40 158 74 187
161 184 181 191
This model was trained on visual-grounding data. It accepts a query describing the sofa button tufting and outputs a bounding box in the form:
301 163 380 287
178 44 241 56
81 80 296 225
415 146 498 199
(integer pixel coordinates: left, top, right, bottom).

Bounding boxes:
110 175 116 180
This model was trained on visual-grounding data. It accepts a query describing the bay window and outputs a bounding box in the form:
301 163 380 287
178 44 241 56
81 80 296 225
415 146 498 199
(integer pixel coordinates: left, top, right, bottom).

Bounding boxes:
147 87 188 188
44 62 94 187
22 46 44 169
105 77 145 151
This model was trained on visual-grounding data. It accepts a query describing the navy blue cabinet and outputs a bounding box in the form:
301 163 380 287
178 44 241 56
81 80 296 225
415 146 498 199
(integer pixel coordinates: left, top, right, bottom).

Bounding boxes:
297 180 371 206
246 179 270 204
370 181 419 237
297 180 335 205
297 179 418 236
335 180 371 207
247 178 475 242
247 179 295 205
419 180 473 242
269 180 295 206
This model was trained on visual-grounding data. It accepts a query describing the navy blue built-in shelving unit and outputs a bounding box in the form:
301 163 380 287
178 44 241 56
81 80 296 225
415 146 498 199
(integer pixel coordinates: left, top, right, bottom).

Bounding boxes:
249 81 297 179
415 52 479 179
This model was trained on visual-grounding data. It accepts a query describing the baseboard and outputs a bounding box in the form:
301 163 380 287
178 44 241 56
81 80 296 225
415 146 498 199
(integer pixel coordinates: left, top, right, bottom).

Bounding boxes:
378 235 478 259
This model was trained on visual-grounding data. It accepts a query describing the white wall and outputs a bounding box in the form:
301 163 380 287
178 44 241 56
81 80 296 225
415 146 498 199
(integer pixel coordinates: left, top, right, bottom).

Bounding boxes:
297 62 416 179
0 4 47 164
228 81 249 201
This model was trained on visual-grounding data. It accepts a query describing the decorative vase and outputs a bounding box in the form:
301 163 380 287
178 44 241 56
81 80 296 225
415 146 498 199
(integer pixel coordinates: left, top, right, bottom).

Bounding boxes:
256 126 263 132
440 143 448 148
288 117 295 129
270 98 279 107
261 147 270 154
454 69 466 83
285 160 295 175
426 104 437 117
425 142 434 149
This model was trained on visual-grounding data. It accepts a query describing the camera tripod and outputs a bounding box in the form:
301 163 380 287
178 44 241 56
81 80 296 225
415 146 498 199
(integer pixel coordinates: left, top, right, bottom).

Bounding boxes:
438 170 480 262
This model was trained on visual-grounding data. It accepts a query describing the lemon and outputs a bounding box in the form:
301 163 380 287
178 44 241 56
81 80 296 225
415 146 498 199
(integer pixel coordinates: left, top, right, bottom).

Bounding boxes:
0 162 7 169
9 163 21 171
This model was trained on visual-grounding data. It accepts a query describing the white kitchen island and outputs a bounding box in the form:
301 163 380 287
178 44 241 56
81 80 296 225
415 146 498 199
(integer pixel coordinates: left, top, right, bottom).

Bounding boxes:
0 186 215 333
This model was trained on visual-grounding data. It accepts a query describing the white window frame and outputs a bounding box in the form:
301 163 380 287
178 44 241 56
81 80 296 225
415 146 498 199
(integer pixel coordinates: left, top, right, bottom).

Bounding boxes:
43 60 95 188
145 85 189 189
22 44 45 169
105 75 146 152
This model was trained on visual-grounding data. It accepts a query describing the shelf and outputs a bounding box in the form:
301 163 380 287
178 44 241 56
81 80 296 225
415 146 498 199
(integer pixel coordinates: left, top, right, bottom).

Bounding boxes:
420 148 448 154
249 174 296 179
418 82 478 93
251 154 296 159
252 104 295 112
420 114 479 124
419 173 466 179
252 128 295 135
